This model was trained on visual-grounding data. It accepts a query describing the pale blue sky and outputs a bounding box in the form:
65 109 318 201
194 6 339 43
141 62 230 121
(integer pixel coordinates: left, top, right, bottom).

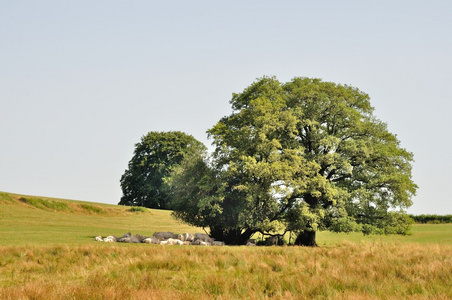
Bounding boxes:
1 1 451 214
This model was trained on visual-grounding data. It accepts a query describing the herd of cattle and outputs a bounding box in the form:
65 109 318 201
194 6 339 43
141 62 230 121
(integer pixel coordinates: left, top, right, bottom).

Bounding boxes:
94 231 257 246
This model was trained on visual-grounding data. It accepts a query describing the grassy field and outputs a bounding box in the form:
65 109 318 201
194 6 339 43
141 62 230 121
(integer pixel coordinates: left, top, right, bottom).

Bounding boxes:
0 191 201 246
1 191 452 299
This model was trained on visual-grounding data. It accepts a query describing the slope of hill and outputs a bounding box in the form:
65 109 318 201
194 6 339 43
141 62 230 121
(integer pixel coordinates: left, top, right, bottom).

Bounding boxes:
0 191 200 246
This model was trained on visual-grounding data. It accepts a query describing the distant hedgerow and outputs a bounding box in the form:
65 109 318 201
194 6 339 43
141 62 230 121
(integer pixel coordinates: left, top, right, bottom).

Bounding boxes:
409 214 452 224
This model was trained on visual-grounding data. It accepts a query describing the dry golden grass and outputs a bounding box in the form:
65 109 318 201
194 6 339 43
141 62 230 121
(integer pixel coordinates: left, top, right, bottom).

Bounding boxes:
2 192 452 299
1 242 451 299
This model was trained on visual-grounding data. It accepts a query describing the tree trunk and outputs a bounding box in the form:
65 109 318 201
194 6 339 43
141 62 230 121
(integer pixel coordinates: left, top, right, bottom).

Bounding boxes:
294 230 317 247
237 228 255 245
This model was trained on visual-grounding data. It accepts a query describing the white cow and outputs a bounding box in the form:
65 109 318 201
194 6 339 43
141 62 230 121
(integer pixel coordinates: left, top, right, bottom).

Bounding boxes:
166 238 184 245
95 236 103 242
103 236 117 243
192 239 210 246
143 237 160 244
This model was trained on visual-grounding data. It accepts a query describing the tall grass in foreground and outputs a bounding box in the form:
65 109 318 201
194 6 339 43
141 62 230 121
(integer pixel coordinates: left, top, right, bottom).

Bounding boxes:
1 242 451 299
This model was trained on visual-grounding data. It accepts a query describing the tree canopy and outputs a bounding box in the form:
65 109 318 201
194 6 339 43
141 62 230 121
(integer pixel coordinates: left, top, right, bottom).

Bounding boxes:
170 77 417 246
119 131 206 209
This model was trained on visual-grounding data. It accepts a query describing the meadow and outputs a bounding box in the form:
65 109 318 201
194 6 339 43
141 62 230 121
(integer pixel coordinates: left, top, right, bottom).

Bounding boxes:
1 192 452 299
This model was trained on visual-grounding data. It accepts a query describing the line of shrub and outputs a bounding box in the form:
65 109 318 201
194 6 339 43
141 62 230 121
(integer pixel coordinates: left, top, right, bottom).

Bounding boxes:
127 206 148 213
409 214 452 224
18 197 72 212
79 204 105 214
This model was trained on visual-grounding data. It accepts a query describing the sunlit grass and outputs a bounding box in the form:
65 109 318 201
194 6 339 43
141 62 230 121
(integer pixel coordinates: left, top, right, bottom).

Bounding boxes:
0 192 201 246
3 191 451 246
1 243 451 299
316 224 452 245
1 191 452 299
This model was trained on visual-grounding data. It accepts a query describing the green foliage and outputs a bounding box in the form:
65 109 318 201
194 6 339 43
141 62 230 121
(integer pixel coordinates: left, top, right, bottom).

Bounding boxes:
119 131 206 209
171 76 417 245
410 214 452 224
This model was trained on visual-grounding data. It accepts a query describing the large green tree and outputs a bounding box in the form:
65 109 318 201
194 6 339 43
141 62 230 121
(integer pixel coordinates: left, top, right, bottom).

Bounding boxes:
171 77 417 246
169 78 309 244
282 77 417 245
119 131 206 209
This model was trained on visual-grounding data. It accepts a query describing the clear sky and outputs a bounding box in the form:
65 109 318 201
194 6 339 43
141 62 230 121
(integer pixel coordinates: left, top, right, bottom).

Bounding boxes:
1 1 451 214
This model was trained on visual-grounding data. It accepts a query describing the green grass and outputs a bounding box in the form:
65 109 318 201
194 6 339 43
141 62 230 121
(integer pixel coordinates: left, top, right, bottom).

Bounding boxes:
127 206 148 213
1 191 452 246
0 191 201 246
1 191 452 299
316 224 452 245
78 203 106 214
0 192 14 203
18 196 72 212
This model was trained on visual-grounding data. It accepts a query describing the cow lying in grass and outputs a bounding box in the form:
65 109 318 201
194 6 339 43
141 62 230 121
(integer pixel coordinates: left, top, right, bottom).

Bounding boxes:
94 232 225 246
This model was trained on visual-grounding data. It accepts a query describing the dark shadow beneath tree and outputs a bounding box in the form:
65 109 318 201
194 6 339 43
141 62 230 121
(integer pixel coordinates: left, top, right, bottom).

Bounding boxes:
294 230 318 247
209 227 256 245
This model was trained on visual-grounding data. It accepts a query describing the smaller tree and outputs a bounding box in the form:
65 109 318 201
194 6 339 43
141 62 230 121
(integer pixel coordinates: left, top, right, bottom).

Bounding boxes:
169 151 261 245
169 151 223 227
119 131 206 209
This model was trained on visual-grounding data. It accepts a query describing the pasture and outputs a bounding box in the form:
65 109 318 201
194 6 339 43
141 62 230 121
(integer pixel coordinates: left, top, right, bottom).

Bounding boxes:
1 192 452 299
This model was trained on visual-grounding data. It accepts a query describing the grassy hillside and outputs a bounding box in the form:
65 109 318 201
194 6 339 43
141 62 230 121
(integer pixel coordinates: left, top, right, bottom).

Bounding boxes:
0 191 201 246
1 191 452 299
